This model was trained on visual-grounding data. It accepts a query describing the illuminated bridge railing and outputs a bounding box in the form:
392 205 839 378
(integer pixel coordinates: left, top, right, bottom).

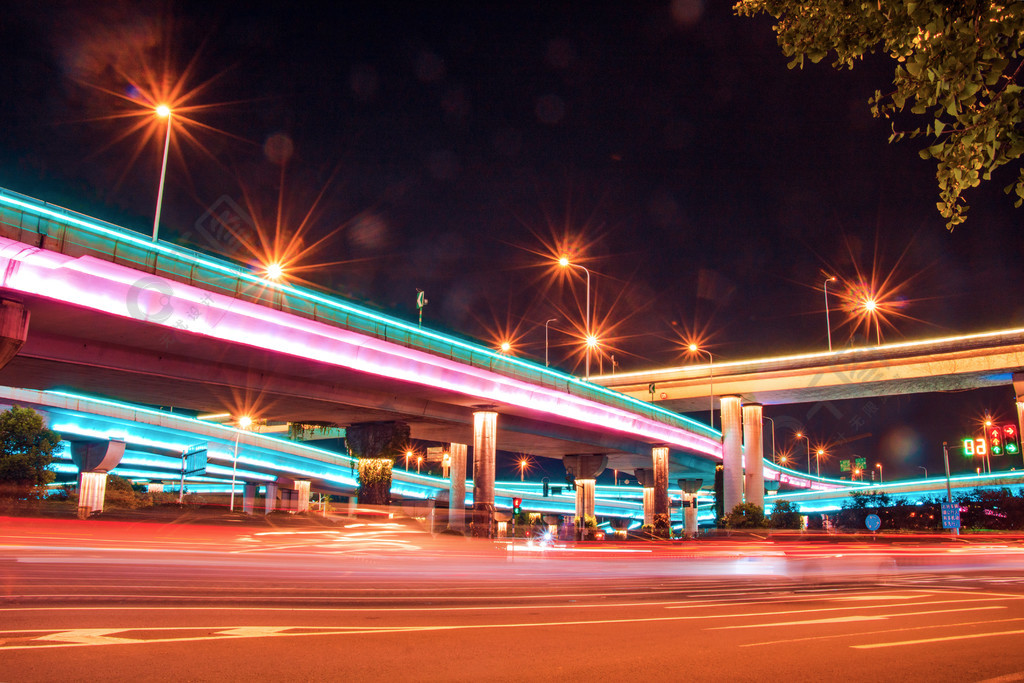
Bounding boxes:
0 186 719 441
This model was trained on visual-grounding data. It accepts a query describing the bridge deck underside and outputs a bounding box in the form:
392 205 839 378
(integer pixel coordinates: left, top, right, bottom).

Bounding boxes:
0 294 711 475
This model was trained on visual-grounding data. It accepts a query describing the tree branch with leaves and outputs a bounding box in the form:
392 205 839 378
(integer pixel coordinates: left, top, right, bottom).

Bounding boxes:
735 0 1024 229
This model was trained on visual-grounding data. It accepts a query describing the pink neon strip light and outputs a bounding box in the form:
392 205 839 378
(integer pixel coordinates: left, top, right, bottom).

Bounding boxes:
0 238 747 463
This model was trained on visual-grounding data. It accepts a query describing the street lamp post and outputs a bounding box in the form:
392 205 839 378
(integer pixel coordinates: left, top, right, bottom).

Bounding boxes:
688 344 714 428
152 105 172 242
763 415 776 464
816 448 824 478
558 256 591 379
918 466 928 479
795 432 811 476
876 463 883 483
824 275 837 352
229 415 252 512
544 318 558 367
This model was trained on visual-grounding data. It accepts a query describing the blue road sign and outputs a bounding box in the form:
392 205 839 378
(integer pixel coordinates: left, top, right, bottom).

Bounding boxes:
941 502 961 529
865 514 881 531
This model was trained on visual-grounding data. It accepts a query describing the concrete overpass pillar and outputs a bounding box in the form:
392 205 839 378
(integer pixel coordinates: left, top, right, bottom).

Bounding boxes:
565 454 607 534
448 442 467 532
652 446 670 533
742 403 764 509
70 438 125 518
264 482 278 515
576 479 596 524
472 409 498 537
720 395 743 514
678 478 703 538
0 299 29 371
242 483 258 515
634 468 654 526
294 480 310 513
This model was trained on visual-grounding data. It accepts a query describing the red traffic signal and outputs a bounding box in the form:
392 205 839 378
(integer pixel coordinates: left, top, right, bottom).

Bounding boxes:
512 497 522 514
989 426 1004 455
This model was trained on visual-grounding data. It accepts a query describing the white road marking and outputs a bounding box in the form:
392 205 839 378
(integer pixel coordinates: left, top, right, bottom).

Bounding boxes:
707 606 1005 630
742 617 1024 647
852 628 1024 649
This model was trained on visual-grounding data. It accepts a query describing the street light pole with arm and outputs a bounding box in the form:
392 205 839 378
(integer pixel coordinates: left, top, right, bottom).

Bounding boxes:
763 415 776 464
824 275 837 352
688 344 714 428
558 257 591 379
544 318 558 367
795 432 811 476
152 105 172 242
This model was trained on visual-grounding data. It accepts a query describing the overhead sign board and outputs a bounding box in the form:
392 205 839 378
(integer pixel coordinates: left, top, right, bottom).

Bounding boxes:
183 443 208 476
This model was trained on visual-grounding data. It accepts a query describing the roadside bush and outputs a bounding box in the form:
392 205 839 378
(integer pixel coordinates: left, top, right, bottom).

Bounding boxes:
722 502 767 529
768 500 802 529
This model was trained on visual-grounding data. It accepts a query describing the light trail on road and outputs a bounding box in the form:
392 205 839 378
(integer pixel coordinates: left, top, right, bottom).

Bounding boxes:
5 517 1024 681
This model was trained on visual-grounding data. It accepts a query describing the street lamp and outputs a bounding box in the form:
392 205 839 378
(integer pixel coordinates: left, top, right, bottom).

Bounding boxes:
918 465 928 478
405 450 413 471
763 415 776 464
862 296 881 345
816 448 825 478
499 340 512 354
558 256 592 379
823 275 837 352
229 414 253 512
518 457 530 481
417 455 423 474
795 431 811 476
152 104 173 242
876 462 883 483
544 318 558 367
688 343 714 428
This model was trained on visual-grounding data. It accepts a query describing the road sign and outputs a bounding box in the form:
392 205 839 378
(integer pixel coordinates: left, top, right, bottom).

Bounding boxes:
183 443 208 476
854 457 866 470
865 514 881 531
839 459 851 473
941 502 961 529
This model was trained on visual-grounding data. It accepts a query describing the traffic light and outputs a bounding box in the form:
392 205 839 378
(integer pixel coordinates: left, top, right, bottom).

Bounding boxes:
989 426 1004 456
1005 424 1020 456
512 497 522 515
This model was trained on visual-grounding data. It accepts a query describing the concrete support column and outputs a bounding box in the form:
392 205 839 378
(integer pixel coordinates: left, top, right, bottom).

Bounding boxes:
294 480 310 513
642 488 654 526
242 483 257 515
77 471 108 516
0 299 29 371
264 482 278 515
1015 373 1024 466
70 438 125 518
576 479 596 521
448 442 468 532
652 446 670 532
472 410 498 537
678 478 703 539
720 395 744 514
742 403 764 509
683 497 698 538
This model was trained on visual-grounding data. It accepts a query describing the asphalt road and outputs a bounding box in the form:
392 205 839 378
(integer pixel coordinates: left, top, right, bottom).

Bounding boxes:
3 517 1024 682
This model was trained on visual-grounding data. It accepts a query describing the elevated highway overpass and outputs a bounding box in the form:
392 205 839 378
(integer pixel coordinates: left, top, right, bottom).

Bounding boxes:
1 186 804 532
594 329 1024 412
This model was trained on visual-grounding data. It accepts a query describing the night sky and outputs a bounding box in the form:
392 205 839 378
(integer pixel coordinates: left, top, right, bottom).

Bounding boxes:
0 1 1021 480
